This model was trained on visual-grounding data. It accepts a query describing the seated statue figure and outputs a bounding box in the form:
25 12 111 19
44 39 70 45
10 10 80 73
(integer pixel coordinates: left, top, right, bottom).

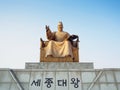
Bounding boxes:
40 22 79 62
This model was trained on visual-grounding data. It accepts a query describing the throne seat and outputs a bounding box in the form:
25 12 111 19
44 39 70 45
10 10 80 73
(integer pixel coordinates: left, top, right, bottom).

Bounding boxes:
40 41 79 62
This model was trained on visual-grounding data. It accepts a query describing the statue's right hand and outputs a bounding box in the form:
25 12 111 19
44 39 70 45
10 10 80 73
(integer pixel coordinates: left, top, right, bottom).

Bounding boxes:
45 25 49 32
45 25 48 30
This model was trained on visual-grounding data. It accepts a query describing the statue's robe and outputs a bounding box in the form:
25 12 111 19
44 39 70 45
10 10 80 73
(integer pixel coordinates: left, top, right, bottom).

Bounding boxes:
45 30 73 58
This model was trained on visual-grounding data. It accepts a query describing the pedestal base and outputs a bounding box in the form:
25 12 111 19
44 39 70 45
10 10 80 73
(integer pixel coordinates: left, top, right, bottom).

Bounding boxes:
25 62 94 69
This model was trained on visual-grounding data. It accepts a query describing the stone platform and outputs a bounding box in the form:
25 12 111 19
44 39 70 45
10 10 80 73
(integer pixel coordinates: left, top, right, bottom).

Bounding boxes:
25 62 94 69
0 62 120 90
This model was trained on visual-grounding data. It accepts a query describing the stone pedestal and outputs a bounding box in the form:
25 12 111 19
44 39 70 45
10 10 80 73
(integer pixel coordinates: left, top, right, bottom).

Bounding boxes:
25 62 94 69
0 63 120 90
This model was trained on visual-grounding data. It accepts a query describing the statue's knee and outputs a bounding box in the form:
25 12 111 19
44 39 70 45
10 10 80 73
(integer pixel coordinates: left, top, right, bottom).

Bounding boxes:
64 40 70 44
48 40 54 45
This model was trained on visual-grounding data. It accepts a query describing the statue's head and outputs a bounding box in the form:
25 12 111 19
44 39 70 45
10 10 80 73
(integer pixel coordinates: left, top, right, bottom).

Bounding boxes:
58 22 63 32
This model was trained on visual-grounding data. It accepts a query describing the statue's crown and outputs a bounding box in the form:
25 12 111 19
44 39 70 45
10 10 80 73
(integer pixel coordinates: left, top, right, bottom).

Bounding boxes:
58 22 63 26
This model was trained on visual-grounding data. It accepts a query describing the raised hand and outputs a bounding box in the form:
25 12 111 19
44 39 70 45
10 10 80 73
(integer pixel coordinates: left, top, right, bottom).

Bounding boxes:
45 25 50 32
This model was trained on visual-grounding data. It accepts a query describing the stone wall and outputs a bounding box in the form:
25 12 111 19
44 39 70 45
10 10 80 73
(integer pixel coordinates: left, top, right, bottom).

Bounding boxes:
0 63 120 90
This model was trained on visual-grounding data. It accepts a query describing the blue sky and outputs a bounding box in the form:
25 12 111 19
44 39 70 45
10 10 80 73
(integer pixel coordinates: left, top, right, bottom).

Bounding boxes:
0 0 120 69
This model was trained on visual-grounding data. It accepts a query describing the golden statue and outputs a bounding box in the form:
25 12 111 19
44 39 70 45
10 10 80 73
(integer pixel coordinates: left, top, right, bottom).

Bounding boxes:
40 22 79 62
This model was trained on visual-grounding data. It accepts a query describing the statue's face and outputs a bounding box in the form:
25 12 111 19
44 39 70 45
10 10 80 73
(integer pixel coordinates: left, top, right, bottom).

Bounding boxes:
58 25 63 32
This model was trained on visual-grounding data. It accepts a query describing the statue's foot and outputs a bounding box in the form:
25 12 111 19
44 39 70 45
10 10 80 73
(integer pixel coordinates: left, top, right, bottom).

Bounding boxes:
65 55 71 57
47 55 53 57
